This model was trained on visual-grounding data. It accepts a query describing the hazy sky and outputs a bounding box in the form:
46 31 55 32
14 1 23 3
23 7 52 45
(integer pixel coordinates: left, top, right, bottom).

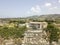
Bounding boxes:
0 0 60 18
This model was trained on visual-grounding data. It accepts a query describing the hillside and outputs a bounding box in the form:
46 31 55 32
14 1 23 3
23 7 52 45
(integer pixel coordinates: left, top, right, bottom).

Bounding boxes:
27 14 60 21
0 14 60 22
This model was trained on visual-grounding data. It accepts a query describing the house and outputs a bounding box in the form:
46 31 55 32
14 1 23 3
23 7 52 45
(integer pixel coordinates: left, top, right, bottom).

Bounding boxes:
22 22 49 45
26 22 47 29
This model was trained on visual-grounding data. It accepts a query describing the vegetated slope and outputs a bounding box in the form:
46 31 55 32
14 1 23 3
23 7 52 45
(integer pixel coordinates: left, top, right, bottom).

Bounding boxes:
27 14 60 21
0 14 60 22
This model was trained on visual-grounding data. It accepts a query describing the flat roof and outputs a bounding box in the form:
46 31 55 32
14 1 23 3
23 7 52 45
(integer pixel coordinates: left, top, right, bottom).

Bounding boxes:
29 22 47 24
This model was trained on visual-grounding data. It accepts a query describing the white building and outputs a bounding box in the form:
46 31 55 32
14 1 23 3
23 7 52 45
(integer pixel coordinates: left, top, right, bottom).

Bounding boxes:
22 22 49 45
26 22 47 29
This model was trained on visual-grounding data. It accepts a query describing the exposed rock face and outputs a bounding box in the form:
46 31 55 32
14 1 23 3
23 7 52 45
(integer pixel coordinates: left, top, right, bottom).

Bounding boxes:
0 38 22 45
3 39 14 45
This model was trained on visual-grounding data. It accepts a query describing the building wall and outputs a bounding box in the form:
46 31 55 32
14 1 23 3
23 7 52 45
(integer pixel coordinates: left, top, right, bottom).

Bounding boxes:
26 22 47 29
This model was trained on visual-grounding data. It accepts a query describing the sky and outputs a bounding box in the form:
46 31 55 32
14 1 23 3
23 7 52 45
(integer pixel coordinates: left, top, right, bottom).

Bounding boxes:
0 0 60 18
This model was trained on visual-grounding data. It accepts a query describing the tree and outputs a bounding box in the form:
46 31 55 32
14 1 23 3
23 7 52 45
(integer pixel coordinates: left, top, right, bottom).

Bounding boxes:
0 25 27 39
45 23 60 45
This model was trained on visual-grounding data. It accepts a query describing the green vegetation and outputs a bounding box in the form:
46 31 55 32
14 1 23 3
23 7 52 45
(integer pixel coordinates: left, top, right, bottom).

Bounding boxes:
0 26 27 39
0 14 60 44
45 22 60 45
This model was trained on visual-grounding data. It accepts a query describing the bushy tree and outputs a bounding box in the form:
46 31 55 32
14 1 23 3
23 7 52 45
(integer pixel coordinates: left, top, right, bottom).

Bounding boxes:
0 26 27 39
45 23 60 45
